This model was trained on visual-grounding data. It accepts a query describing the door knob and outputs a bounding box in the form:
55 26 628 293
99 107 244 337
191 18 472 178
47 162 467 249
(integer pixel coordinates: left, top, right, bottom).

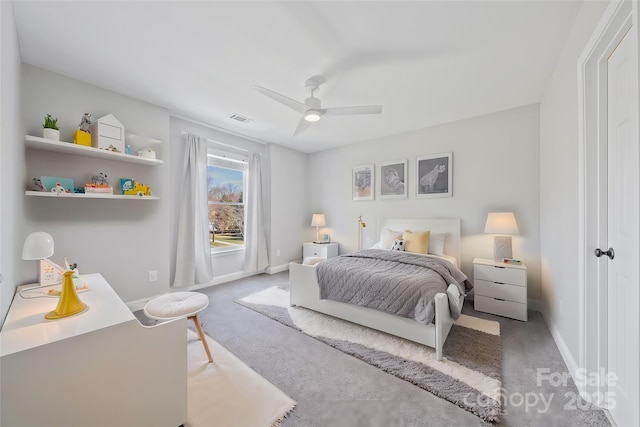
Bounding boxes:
594 248 615 260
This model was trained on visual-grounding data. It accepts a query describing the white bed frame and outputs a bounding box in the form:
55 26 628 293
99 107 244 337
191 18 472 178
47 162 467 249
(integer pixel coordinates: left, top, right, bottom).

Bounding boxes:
289 218 461 361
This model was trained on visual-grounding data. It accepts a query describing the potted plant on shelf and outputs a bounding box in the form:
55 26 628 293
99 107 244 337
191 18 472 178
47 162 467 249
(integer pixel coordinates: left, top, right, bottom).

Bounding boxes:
43 114 60 141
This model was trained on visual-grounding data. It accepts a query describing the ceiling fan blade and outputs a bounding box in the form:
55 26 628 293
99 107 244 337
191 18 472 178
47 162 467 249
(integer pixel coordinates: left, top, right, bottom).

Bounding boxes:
293 117 312 136
251 85 305 113
322 105 383 117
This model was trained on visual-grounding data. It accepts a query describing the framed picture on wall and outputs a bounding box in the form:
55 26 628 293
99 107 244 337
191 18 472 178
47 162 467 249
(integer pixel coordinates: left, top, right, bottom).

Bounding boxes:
352 164 374 201
379 159 408 199
416 152 452 198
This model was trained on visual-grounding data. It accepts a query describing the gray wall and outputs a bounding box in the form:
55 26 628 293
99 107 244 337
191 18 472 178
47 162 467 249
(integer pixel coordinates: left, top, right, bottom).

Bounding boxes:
267 143 309 269
15 67 311 307
1 1 24 322
308 104 542 305
0 58 309 323
20 65 172 303
539 1 609 370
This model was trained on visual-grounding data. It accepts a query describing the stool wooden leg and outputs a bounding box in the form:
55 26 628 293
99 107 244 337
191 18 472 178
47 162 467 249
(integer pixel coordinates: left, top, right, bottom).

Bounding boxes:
189 314 213 363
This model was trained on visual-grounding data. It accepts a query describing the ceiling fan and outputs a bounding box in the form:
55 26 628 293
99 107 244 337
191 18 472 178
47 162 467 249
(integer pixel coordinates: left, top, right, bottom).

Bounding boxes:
251 76 383 136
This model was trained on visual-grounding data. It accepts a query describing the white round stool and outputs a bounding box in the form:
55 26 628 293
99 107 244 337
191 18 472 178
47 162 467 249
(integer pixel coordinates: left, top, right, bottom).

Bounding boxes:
144 292 214 363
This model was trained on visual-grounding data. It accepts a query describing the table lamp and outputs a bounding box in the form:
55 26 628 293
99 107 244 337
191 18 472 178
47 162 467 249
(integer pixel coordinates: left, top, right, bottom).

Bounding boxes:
22 231 57 287
484 212 519 261
311 214 326 243
22 231 87 319
45 269 87 319
22 231 54 261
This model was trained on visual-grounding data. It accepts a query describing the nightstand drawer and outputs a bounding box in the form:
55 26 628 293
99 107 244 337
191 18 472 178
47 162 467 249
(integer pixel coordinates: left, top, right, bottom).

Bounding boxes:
475 295 527 321
474 264 526 286
303 242 339 259
474 279 527 303
304 245 329 258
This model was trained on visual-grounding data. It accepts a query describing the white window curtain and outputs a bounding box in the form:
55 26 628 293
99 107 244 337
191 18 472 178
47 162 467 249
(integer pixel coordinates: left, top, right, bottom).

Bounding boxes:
173 133 213 287
244 152 269 273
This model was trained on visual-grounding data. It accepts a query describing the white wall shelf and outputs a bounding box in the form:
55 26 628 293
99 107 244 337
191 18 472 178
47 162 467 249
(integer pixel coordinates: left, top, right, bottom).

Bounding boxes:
25 191 159 200
25 135 163 166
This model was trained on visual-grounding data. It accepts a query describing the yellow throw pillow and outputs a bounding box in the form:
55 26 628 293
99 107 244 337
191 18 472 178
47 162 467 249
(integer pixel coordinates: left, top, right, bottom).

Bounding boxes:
402 230 431 254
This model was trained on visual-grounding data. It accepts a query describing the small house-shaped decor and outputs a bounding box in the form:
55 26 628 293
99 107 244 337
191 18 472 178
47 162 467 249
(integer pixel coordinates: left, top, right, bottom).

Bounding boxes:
90 114 125 153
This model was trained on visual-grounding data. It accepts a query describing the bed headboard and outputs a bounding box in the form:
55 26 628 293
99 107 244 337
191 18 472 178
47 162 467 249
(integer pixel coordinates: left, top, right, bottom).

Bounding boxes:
376 218 461 265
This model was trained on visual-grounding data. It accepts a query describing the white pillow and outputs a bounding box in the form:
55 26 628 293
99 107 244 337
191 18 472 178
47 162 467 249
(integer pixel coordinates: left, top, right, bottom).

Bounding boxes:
379 229 403 250
428 232 446 256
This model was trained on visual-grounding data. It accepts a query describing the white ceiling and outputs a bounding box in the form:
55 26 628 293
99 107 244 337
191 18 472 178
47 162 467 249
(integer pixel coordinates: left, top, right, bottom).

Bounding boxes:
11 1 583 153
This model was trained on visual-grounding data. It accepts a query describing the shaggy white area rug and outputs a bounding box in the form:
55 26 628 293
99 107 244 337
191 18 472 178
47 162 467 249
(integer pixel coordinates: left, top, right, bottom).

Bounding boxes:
238 286 502 423
185 329 296 427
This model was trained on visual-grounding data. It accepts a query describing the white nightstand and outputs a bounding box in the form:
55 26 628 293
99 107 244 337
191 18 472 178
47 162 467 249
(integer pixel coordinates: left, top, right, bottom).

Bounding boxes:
303 242 339 259
473 258 527 321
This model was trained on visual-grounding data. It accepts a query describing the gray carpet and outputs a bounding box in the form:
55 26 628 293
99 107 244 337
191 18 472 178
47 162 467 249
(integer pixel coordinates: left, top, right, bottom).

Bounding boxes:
138 272 611 427
237 289 502 423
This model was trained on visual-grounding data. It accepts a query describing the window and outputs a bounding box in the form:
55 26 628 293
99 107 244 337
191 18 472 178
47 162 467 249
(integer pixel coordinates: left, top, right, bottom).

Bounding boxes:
207 148 248 251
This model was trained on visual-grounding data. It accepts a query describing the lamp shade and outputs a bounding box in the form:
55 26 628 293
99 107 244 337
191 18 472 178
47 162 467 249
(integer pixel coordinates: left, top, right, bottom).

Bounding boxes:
484 212 519 235
311 214 326 227
22 232 54 260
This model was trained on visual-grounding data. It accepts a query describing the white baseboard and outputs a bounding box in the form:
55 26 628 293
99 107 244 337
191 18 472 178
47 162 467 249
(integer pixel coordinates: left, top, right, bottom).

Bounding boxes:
266 263 290 274
539 306 581 392
603 409 617 427
125 271 262 312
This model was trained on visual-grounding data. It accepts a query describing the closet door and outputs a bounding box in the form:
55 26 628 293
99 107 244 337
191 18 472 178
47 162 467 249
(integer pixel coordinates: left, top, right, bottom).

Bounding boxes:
604 24 639 427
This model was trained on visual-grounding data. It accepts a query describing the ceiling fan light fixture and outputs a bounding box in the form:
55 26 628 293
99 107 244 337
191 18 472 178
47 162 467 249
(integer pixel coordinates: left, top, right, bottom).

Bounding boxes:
304 109 321 122
252 78 382 136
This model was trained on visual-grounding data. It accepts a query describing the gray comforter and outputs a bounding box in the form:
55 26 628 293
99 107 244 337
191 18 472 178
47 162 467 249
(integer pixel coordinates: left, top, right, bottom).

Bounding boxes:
316 249 473 324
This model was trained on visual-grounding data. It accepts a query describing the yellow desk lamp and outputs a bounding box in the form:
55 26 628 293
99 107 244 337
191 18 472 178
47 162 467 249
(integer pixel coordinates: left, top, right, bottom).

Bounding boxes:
22 231 87 319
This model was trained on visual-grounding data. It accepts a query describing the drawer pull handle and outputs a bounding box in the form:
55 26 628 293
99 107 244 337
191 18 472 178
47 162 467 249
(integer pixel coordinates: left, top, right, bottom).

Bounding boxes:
494 266 506 269
494 298 505 301
494 282 505 285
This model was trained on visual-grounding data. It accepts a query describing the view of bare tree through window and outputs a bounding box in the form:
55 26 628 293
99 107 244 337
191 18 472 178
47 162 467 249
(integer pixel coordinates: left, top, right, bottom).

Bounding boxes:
207 164 245 249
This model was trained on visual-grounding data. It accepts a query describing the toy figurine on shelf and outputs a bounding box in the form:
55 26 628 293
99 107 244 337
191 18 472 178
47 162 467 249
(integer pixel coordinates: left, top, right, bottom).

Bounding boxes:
124 181 151 197
79 113 92 132
27 178 46 191
85 172 112 194
91 172 108 185
74 113 92 147
51 183 68 195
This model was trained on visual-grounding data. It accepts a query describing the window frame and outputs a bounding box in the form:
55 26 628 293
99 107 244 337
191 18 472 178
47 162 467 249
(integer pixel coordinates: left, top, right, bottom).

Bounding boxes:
207 147 248 254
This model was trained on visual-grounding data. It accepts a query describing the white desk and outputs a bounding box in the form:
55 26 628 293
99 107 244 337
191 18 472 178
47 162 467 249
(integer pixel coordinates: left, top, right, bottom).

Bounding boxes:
0 273 187 427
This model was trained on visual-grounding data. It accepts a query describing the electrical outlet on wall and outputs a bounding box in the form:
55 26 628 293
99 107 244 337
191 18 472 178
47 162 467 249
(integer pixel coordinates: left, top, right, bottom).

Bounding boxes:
148 270 157 282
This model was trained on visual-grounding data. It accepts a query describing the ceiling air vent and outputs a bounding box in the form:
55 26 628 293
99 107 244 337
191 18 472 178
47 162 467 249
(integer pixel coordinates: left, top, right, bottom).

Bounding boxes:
228 113 252 124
